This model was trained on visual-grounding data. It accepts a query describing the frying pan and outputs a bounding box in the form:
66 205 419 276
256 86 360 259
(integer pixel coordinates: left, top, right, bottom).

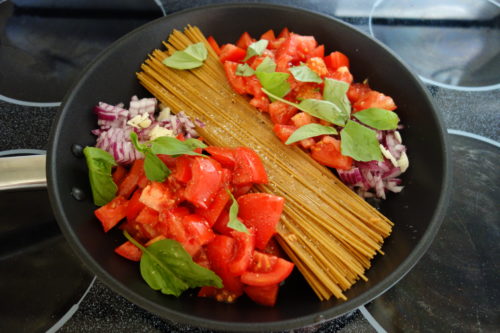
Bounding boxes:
45 3 451 331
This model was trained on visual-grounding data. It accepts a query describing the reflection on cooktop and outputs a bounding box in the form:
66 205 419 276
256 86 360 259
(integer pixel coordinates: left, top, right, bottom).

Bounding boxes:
365 133 500 332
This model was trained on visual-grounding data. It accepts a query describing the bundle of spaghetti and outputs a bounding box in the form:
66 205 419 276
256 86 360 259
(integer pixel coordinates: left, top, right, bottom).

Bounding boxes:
136 25 393 300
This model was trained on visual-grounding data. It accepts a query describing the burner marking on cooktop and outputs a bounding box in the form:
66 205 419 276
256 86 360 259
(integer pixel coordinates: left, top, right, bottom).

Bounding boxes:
359 305 387 333
0 94 61 107
447 129 500 147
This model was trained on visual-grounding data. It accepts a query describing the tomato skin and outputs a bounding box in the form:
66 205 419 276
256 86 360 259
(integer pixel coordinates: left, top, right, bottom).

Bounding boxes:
118 159 144 198
173 155 193 183
277 27 290 39
273 124 297 143
269 101 297 125
244 284 279 306
232 147 268 186
205 146 236 169
224 61 246 95
182 214 215 256
241 251 294 286
353 90 397 112
236 31 254 49
219 44 246 63
310 135 353 170
126 189 145 221
196 187 231 227
260 29 276 42
184 157 223 209
237 193 284 249
114 241 142 262
207 35 221 55
95 196 128 232
112 165 127 185
324 51 350 71
228 230 255 276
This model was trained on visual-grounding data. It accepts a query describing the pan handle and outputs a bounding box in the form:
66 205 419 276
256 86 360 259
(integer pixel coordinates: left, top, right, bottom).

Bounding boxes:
0 155 46 190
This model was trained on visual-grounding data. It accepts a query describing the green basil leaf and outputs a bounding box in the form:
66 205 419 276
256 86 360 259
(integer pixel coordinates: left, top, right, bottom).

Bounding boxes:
150 136 206 157
297 99 348 126
256 72 290 99
236 63 255 76
323 78 351 116
144 151 170 182
340 120 383 162
244 39 268 61
255 57 276 73
130 132 148 153
289 64 322 83
124 231 223 297
226 190 249 233
285 123 338 145
353 108 399 130
163 42 208 70
83 147 118 206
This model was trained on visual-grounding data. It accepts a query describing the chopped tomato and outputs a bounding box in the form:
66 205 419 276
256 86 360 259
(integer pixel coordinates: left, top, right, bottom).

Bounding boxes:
232 147 268 186
310 135 353 170
260 29 276 42
139 182 176 212
269 101 297 125
232 184 253 198
219 44 246 63
236 32 254 49
294 82 322 100
157 154 177 168
299 137 316 149
114 241 142 262
241 251 294 286
173 155 193 183
291 112 315 128
244 75 264 98
112 165 127 185
249 95 270 112
183 214 215 247
224 61 246 95
326 66 353 84
347 82 371 103
126 189 145 221
207 35 221 55
184 157 222 209
353 90 397 112
228 230 255 276
237 193 284 249
244 284 279 306
324 51 350 71
144 235 166 247
118 159 144 198
205 146 236 169
308 44 325 59
273 124 297 143
94 196 128 232
135 206 159 225
158 206 189 242
277 27 290 39
306 57 328 77
196 187 230 227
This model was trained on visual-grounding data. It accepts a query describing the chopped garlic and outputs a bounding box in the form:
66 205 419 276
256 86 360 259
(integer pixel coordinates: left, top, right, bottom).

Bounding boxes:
149 124 174 141
394 131 402 143
157 107 172 122
127 113 151 129
380 144 399 167
397 151 409 172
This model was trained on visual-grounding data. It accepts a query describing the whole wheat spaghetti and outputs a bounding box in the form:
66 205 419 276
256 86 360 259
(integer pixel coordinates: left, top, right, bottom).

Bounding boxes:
136 25 393 300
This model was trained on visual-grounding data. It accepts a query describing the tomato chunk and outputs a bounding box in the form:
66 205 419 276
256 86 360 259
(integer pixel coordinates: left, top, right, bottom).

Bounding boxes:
126 189 145 221
310 135 353 170
184 157 223 209
207 35 221 55
112 165 127 185
219 44 246 63
94 196 128 232
114 241 142 262
228 230 255 276
236 31 254 49
237 193 284 249
118 159 144 198
135 206 159 225
223 61 246 95
157 206 189 243
173 155 193 183
205 146 236 169
232 147 268 186
244 284 279 307
196 187 231 227
353 90 397 112
139 182 176 212
324 51 350 71
273 124 297 143
241 251 294 286
269 101 297 125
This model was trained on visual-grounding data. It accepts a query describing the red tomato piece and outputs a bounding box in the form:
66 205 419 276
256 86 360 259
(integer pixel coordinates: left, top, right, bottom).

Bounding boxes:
244 284 279 307
308 44 325 59
347 82 371 103
294 82 322 100
324 51 350 71
157 154 177 168
310 135 353 170
114 241 142 262
353 90 397 112
260 29 276 42
306 57 328 77
135 206 159 225
236 31 254 49
126 189 145 221
173 155 193 183
183 214 215 247
237 193 284 249
261 238 286 258
232 184 253 198
184 157 223 209
269 101 298 125
228 230 255 276
291 111 315 128
219 44 246 63
207 35 221 55
94 196 128 232
326 66 353 84
293 34 318 62
145 235 166 247
273 124 297 143
223 61 247 95
232 147 268 186
193 248 210 269
157 206 189 242
205 146 236 169
299 137 316 150
118 159 144 198
244 75 264 98
241 251 294 286
139 182 176 212
195 187 231 227
249 95 270 113
277 27 290 39
269 37 286 50
213 211 235 236
112 165 127 185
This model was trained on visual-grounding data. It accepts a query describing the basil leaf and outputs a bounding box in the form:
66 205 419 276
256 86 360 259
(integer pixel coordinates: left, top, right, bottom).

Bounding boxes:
130 132 147 153
163 42 208 70
226 190 249 233
353 108 399 130
290 64 322 83
285 123 338 145
255 57 276 73
298 99 348 126
83 147 118 206
124 231 223 297
236 63 255 76
144 151 170 182
150 136 206 157
323 78 351 116
340 120 382 162
256 72 290 98
244 39 268 61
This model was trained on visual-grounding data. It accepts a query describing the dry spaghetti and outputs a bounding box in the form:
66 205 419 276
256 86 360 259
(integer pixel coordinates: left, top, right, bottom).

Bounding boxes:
136 25 393 300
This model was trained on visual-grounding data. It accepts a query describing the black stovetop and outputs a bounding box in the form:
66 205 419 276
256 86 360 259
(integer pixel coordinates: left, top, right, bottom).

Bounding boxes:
0 1 498 332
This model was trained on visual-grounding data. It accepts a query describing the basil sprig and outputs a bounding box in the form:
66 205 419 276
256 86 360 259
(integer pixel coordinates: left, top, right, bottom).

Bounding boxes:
124 231 223 297
256 72 290 99
130 132 206 182
290 64 322 83
340 120 383 161
236 63 255 76
323 78 351 116
163 43 208 70
244 39 268 61
353 108 399 130
285 123 338 145
226 190 249 233
83 147 117 206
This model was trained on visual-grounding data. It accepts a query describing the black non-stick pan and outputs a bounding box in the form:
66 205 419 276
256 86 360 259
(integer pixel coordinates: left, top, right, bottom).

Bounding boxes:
46 3 451 332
